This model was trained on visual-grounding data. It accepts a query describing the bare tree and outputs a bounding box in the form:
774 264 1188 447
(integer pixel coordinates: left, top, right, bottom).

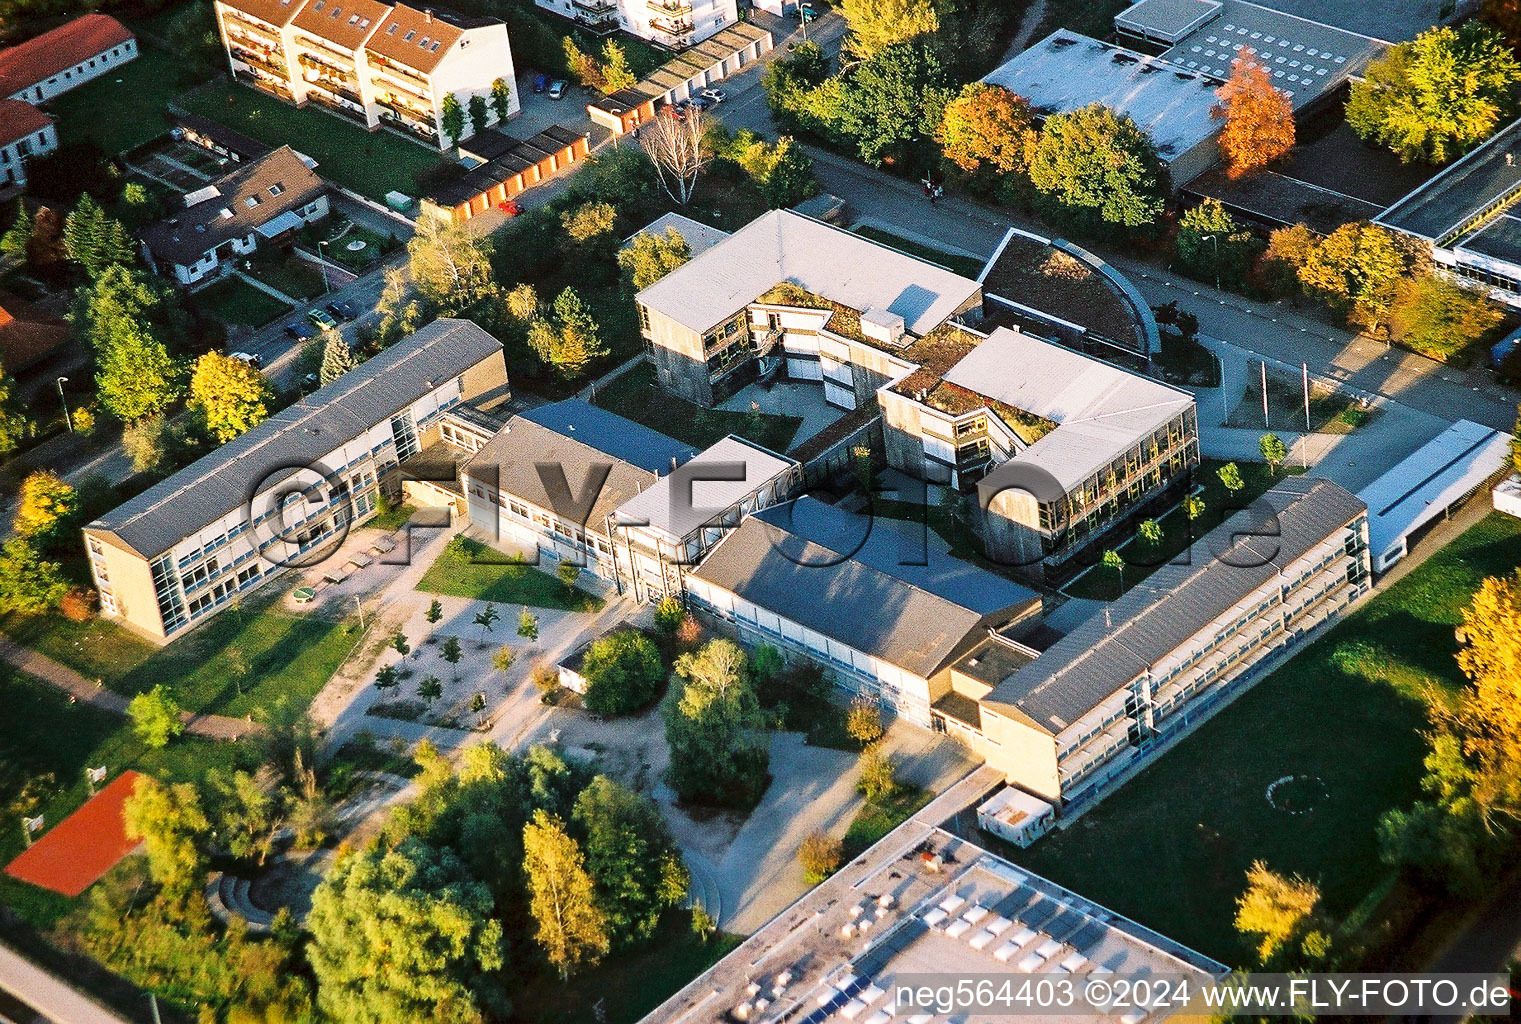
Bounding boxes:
639 107 710 206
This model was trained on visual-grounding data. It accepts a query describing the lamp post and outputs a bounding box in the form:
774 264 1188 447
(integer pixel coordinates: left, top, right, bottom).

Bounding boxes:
1199 233 1221 292
56 376 71 433
316 240 332 295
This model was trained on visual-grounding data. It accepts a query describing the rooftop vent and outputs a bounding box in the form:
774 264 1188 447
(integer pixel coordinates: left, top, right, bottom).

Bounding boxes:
860 308 906 348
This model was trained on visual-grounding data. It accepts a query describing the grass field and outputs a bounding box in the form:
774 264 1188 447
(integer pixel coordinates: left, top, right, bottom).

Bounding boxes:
417 537 606 612
179 84 452 200
1009 511 1521 964
592 363 803 454
852 225 988 279
43 45 185 153
844 783 932 859
194 275 292 327
245 253 326 302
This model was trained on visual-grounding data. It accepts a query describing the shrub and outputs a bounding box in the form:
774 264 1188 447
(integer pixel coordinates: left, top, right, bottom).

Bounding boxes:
58 586 97 622
532 664 559 704
845 698 885 746
798 830 844 883
581 629 665 715
653 595 684 634
858 746 897 802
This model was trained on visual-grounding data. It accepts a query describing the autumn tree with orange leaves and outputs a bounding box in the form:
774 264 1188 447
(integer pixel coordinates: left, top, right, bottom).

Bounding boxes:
937 82 1036 175
1213 49 1295 178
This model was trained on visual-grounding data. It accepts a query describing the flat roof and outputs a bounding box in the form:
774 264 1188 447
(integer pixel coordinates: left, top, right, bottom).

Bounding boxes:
622 211 731 258
636 208 982 337
615 435 795 540
1456 211 1521 267
955 327 1195 493
1356 419 1513 566
89 320 501 558
1228 0 1440 43
638 819 1225 1024
1116 0 1223 43
1377 117 1521 242
986 477 1365 733
983 31 1222 164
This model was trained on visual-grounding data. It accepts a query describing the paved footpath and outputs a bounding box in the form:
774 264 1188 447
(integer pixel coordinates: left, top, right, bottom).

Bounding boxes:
0 637 261 740
0 940 136 1024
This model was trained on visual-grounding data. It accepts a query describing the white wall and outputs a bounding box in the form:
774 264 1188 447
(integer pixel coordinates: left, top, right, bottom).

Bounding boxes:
0 122 58 186
429 21 519 143
5 37 138 103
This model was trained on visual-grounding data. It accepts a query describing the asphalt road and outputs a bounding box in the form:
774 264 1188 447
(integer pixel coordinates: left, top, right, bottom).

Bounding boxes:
0 942 134 1024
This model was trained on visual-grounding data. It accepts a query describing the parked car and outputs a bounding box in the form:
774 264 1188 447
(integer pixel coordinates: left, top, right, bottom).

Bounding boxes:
689 96 712 111
326 299 358 320
284 321 316 341
303 372 320 390
548 79 568 100
700 88 726 104
533 73 549 93
229 351 262 369
496 199 522 216
308 308 339 331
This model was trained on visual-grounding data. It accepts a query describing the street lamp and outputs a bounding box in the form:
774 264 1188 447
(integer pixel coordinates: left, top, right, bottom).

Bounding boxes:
56 376 71 433
316 240 333 296
1199 233 1221 292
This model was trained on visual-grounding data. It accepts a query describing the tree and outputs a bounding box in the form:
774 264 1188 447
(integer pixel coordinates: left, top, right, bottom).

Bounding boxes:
581 629 664 715
1348 22 1521 163
190 351 269 444
653 595 685 635
617 228 692 289
564 37 604 91
1217 461 1245 495
573 776 688 946
374 665 400 694
374 266 426 346
1254 222 1319 298
857 746 897 802
759 136 819 208
12 471 78 550
440 636 464 681
1184 494 1206 523
473 603 500 648
691 902 716 940
664 639 770 806
121 413 174 475
518 609 539 641
123 777 209 900
639 107 710 206
0 371 32 456
308 840 507 1024
556 561 580 594
1483 0 1521 53
77 267 184 422
426 599 444 640
837 42 954 165
407 216 500 317
527 287 608 378
0 203 33 262
1138 518 1163 546
208 766 283 865
1101 548 1124 595
937 82 1035 175
470 691 488 727
491 78 513 122
1029 104 1170 235
492 646 515 678
561 201 616 244
504 282 539 322
1451 570 1521 823
440 93 465 148
1233 860 1321 963
797 830 843 883
523 810 610 979
418 675 443 705
840 0 939 59
1297 222 1412 333
62 194 134 278
1259 432 1288 473
1389 274 1505 362
391 631 411 658
467 94 489 138
1212 48 1296 178
845 698 885 746
1175 199 1262 291
319 329 356 385
602 40 635 93
0 539 67 615
532 664 559 703
127 684 184 748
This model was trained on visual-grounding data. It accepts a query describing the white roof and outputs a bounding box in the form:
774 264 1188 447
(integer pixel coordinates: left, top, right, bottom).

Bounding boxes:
1357 419 1513 565
983 30 1222 163
615 435 795 540
636 209 982 337
945 327 1194 491
624 211 731 258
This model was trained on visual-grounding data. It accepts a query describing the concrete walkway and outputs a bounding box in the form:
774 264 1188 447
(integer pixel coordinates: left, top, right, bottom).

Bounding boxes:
0 941 135 1024
0 637 261 740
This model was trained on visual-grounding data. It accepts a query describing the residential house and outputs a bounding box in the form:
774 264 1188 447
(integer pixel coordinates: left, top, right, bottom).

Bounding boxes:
0 14 138 104
213 0 517 148
83 319 508 641
138 145 329 285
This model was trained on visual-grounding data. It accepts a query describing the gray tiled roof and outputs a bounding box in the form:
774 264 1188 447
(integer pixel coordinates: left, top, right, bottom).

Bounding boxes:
461 416 661 532
88 319 501 558
984 476 1365 733
518 399 697 475
692 497 1040 678
635 209 982 337
614 435 795 541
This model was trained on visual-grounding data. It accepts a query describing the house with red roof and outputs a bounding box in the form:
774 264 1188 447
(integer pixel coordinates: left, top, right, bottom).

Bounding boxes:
0 13 138 104
0 99 56 187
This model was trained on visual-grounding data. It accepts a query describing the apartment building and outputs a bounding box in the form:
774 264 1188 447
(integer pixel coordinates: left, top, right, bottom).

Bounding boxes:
84 320 507 641
882 325 1199 570
686 496 1043 727
959 477 1369 814
213 0 517 148
534 0 737 48
0 101 56 188
139 146 329 285
461 400 798 599
0 14 137 104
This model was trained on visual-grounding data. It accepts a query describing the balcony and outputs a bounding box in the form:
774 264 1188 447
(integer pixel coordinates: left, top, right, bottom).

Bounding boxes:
230 47 290 80
648 0 692 14
223 13 281 47
572 0 618 31
305 77 365 109
296 49 355 79
235 69 293 100
649 14 694 37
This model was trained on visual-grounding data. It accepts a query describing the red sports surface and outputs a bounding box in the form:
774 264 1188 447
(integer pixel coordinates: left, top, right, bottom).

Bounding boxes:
4 770 145 897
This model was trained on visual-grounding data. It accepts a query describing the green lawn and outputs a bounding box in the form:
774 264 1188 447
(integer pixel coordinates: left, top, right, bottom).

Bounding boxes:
245 253 326 302
844 784 931 858
514 911 741 1024
852 225 988 279
0 668 259 928
1062 459 1301 601
1009 512 1521 965
179 84 453 200
591 363 803 454
416 537 606 612
302 219 398 272
43 44 186 154
2 592 362 717
194 275 293 327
